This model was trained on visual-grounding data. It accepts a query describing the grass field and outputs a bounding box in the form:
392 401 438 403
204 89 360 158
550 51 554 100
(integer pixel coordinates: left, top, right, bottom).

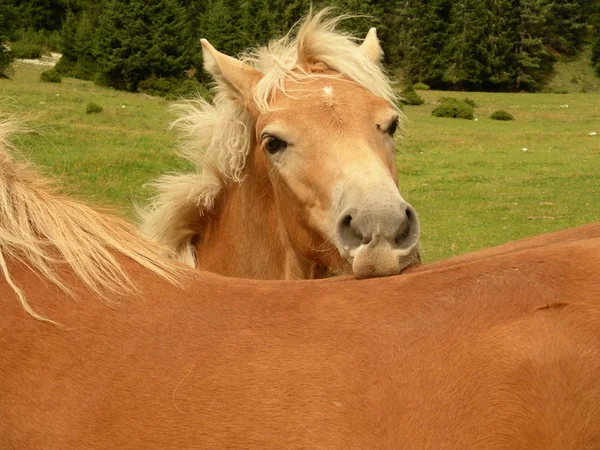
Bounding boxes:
1 62 599 262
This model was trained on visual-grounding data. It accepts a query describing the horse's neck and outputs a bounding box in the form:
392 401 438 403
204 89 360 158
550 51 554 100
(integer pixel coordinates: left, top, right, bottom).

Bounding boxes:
195 175 311 280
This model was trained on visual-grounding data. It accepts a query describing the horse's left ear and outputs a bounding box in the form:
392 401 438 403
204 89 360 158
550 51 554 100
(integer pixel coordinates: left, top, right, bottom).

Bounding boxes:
200 39 261 101
358 28 383 63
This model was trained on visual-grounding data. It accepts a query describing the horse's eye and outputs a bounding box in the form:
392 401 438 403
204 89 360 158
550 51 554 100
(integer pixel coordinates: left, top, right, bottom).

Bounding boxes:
265 136 288 154
387 119 399 136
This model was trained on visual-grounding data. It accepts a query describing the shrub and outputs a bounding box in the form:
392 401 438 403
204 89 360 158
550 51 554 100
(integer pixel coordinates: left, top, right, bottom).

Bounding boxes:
86 102 103 114
92 72 109 87
432 98 474 120
490 110 514 121
0 43 13 77
40 69 61 83
553 88 569 94
12 27 61 52
138 77 178 96
463 97 477 108
10 41 43 59
165 79 213 100
399 84 425 106
413 82 430 91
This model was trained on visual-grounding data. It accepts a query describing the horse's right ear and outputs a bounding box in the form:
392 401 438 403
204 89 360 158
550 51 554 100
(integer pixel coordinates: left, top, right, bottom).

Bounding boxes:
201 39 261 101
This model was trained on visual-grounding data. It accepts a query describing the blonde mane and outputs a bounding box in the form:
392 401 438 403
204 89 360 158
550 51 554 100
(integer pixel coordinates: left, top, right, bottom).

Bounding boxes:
141 9 400 266
0 121 182 323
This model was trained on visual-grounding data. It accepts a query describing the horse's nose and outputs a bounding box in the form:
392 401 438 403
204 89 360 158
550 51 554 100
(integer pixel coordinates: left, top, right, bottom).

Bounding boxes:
337 202 419 251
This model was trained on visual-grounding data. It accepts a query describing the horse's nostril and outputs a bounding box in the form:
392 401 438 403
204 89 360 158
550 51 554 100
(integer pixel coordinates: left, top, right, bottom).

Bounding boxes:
393 205 418 249
338 213 363 250
394 225 410 247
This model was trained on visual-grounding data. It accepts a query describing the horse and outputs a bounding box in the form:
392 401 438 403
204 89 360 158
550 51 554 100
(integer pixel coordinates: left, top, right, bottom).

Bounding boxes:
3 123 600 448
141 10 421 281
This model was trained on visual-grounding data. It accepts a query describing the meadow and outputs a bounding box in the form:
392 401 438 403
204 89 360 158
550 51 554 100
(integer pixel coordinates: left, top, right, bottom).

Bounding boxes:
1 62 599 262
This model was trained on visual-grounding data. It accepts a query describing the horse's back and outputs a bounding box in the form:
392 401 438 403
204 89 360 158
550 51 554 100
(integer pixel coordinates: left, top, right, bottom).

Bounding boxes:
2 236 600 448
392 301 600 449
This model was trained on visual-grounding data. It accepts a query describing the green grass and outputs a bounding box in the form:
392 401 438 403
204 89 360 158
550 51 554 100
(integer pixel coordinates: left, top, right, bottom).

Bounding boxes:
1 62 600 263
0 62 189 213
398 89 600 261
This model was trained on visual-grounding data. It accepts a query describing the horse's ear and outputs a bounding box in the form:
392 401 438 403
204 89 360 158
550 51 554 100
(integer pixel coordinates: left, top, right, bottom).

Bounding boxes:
200 39 261 101
358 28 383 63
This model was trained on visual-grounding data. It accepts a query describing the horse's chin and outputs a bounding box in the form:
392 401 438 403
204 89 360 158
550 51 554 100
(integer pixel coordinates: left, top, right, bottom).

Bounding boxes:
351 243 420 280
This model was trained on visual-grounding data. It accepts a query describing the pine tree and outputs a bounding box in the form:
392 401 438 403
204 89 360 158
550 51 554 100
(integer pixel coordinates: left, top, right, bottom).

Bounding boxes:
59 9 78 60
328 0 384 37
14 0 66 31
95 0 193 91
543 0 587 55
442 0 489 89
399 0 453 87
514 0 555 91
592 24 600 76
0 0 17 77
243 0 276 48
200 0 244 56
485 0 521 89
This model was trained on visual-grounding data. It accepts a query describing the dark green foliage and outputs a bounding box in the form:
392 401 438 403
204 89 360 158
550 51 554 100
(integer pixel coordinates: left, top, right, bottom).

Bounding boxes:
463 97 477 108
168 79 213 100
592 25 600 76
200 0 243 57
400 85 424 105
40 69 61 83
0 0 17 76
138 77 180 96
553 88 569 94
490 110 514 121
95 0 193 92
92 71 109 87
413 82 430 91
55 9 100 80
13 0 66 31
399 0 452 87
543 0 588 56
86 102 103 114
11 27 61 51
242 0 276 48
432 98 474 120
11 0 600 93
442 0 488 89
10 41 43 59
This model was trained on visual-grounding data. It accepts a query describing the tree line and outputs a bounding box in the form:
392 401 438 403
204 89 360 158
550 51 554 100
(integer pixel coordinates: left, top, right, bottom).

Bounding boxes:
1 0 600 92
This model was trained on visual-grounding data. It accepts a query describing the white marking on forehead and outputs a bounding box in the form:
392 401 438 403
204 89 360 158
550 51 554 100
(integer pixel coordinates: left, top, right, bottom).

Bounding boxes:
323 86 333 96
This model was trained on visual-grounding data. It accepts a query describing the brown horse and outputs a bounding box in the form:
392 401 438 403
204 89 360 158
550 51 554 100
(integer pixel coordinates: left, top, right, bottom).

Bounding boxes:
3 124 600 448
141 10 420 280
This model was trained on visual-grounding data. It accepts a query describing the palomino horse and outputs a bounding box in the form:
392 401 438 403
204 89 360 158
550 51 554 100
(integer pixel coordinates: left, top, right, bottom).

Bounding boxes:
141 10 420 280
3 125 600 448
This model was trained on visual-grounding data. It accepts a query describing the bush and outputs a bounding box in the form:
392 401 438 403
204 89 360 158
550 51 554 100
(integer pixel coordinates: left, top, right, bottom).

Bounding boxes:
399 84 425 106
0 43 13 77
463 97 477 108
86 102 103 114
12 27 61 52
40 69 61 83
553 88 569 94
55 55 99 80
490 110 514 121
432 98 474 120
413 82 430 90
10 41 43 59
138 76 178 96
92 72 109 87
165 79 213 100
